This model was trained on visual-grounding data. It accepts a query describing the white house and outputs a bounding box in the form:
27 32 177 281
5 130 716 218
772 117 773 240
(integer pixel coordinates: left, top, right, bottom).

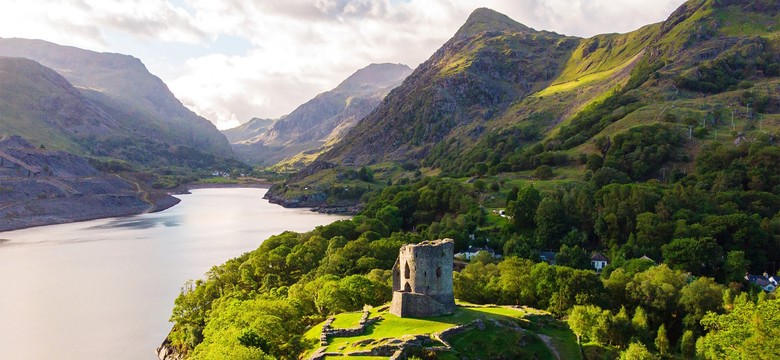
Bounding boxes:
455 246 499 260
591 253 609 272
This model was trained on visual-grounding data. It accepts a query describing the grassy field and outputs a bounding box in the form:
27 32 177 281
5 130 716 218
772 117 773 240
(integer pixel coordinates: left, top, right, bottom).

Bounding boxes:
303 304 579 360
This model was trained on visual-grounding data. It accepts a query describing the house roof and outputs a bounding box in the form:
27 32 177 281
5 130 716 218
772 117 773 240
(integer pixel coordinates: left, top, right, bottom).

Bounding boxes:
639 255 655 263
465 246 494 254
540 252 556 262
746 274 771 287
591 253 609 262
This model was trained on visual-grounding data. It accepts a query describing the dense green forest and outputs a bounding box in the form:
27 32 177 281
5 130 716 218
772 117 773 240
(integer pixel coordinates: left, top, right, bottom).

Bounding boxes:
167 137 780 358
164 1 780 358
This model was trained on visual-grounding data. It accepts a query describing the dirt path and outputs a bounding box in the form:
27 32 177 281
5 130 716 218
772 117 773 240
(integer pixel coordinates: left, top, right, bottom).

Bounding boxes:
537 334 561 360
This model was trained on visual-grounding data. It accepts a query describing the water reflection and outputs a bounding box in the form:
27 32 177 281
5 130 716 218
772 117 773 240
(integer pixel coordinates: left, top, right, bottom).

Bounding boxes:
0 188 348 360
89 216 182 230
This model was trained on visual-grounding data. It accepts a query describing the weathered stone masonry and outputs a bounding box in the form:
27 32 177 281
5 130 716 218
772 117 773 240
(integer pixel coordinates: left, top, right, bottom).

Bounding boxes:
390 238 456 317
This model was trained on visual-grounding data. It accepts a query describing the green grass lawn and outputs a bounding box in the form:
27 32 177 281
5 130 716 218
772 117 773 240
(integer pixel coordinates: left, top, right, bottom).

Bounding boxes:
303 305 579 359
329 311 364 329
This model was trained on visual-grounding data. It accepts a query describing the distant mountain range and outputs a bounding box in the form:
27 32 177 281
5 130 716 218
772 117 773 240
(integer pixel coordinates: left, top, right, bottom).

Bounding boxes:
222 63 412 168
0 38 233 168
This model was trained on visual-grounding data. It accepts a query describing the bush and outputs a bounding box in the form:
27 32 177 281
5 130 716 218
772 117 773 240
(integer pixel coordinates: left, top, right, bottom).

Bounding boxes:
534 165 554 180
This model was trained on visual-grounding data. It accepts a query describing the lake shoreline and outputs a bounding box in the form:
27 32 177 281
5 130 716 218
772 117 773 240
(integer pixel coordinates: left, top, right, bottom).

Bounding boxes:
0 188 349 360
0 183 275 234
171 182 271 195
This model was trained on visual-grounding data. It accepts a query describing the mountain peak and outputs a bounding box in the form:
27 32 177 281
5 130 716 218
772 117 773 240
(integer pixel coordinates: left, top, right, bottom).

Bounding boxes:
455 8 530 37
336 63 413 92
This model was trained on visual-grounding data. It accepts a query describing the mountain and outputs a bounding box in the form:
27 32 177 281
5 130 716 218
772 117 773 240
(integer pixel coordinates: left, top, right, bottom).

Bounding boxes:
0 135 179 231
0 37 233 167
317 8 579 166
224 63 412 167
0 57 119 152
271 0 780 206
222 118 275 144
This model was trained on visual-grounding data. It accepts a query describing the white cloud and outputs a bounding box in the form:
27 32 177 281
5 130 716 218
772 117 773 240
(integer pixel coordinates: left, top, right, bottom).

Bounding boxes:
0 0 686 129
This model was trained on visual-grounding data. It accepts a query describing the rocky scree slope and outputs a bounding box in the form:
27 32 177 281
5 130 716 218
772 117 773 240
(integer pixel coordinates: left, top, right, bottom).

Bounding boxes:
0 135 179 231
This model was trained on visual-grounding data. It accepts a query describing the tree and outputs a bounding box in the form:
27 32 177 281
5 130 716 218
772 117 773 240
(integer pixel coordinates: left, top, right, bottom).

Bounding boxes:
723 250 750 283
357 166 374 182
620 342 658 360
569 305 602 344
680 330 696 358
556 244 591 270
678 277 725 333
631 307 651 345
535 165 554 180
698 298 780 359
535 197 570 249
654 324 670 356
453 262 501 304
507 185 541 229
592 167 631 188
612 306 632 348
586 154 604 171
661 237 723 277
498 257 536 306
626 265 687 323
376 205 403 233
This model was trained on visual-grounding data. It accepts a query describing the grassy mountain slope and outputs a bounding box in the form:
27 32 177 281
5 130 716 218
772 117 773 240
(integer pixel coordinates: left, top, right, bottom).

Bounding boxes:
273 0 780 205
224 63 412 168
0 37 234 162
0 57 117 153
318 9 579 166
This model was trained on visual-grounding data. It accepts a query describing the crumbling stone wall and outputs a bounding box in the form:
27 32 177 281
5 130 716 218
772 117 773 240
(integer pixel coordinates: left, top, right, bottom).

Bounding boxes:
391 239 455 317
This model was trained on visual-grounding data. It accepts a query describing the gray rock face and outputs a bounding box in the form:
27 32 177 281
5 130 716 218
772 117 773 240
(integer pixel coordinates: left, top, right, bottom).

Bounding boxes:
391 239 456 317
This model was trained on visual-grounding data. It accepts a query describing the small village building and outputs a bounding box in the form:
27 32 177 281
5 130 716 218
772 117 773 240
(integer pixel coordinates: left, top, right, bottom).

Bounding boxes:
540 251 557 265
591 253 609 272
746 273 778 292
455 246 499 260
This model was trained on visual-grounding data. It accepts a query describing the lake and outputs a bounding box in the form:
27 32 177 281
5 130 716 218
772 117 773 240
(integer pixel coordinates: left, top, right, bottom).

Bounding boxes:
0 188 348 360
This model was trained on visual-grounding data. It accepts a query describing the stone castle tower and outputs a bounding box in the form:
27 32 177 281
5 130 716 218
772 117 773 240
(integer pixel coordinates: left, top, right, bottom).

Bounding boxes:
390 239 456 317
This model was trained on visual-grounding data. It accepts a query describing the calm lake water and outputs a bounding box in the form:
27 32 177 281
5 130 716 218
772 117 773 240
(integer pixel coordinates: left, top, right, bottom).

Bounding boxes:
0 188 348 360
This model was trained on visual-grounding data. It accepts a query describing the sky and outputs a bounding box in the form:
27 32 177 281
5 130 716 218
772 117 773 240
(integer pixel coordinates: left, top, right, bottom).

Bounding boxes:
0 0 686 130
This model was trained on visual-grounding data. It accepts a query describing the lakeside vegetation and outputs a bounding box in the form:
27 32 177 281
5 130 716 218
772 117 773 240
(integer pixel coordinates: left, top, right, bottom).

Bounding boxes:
164 1 780 359
166 136 780 358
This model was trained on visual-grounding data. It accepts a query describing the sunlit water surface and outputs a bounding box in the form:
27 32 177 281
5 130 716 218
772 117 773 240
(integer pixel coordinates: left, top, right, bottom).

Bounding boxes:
0 188 348 360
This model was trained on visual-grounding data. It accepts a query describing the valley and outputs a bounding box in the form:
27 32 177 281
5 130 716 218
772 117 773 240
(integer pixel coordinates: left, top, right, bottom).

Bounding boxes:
1 1 779 360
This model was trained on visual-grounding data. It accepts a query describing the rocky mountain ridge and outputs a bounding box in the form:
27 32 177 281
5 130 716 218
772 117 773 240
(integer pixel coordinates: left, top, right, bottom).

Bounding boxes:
224 63 412 167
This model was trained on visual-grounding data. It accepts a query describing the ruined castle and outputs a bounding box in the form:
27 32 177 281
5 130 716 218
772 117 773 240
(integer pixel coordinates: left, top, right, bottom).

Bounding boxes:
390 239 456 317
